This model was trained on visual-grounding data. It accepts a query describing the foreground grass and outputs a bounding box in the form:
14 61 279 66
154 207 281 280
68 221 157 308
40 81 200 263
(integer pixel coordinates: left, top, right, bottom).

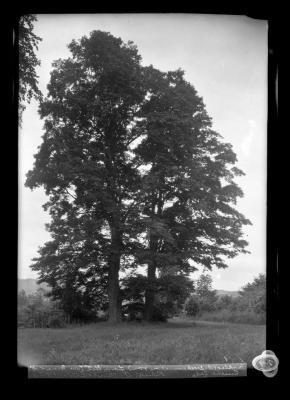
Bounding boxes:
18 317 265 367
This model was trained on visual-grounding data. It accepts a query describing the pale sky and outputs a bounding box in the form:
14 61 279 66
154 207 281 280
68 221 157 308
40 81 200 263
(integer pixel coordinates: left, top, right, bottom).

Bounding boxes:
18 14 268 291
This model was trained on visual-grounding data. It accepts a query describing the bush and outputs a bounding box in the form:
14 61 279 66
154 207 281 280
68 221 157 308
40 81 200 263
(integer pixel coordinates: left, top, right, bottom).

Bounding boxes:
18 289 66 328
198 296 217 313
122 301 144 321
215 295 233 310
185 296 200 317
48 316 66 328
151 304 169 322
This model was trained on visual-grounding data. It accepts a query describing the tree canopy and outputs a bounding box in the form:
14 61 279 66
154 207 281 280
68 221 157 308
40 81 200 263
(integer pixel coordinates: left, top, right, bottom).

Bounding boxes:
26 30 251 323
239 273 266 314
26 31 147 322
19 14 42 122
131 66 251 319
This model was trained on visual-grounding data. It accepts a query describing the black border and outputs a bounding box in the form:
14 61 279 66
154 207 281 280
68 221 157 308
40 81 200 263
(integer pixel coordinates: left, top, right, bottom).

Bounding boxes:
7 5 280 390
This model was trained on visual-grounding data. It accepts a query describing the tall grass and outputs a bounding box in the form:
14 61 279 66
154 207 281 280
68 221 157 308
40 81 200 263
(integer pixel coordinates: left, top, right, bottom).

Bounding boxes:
18 319 265 367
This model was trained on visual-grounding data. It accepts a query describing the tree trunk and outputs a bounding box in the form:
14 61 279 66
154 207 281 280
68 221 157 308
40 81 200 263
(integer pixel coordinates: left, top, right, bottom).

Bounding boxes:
144 260 157 321
144 197 161 322
108 226 122 323
144 192 163 321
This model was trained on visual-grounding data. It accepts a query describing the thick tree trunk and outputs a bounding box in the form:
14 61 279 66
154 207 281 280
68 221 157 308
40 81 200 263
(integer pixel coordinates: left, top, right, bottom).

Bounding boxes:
144 260 157 321
108 265 121 323
144 198 161 322
144 192 164 321
108 226 122 323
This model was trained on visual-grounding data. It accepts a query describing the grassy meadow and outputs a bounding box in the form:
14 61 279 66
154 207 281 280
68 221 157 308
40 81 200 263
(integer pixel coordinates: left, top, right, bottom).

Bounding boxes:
18 317 265 367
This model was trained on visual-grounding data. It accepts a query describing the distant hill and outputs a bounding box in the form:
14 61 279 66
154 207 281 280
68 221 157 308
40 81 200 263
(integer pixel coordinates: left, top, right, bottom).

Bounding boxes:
18 279 49 295
216 289 240 298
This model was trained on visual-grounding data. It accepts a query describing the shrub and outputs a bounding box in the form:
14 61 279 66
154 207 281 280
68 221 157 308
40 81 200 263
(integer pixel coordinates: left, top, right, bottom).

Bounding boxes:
185 296 200 317
151 304 170 322
215 295 233 310
239 273 266 314
48 316 66 328
198 295 217 313
122 301 144 321
18 289 66 328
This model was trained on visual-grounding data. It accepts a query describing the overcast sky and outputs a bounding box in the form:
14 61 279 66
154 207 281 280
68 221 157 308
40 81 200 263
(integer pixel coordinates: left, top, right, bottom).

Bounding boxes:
18 14 268 291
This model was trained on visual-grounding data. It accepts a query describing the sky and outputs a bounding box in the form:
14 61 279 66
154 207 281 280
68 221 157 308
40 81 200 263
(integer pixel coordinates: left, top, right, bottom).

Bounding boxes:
18 14 268 291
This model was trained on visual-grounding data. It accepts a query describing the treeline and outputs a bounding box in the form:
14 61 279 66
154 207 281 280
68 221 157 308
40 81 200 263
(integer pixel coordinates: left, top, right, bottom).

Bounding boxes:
185 273 266 324
18 288 106 328
18 273 265 327
18 289 66 328
18 273 194 326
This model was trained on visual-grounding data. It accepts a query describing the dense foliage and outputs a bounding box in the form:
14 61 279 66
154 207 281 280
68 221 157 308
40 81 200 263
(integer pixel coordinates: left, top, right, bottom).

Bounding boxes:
26 30 251 322
121 272 194 321
238 273 266 315
185 274 266 324
29 202 109 321
26 31 146 322
19 14 42 122
132 66 251 319
185 274 218 315
18 289 66 328
184 295 200 317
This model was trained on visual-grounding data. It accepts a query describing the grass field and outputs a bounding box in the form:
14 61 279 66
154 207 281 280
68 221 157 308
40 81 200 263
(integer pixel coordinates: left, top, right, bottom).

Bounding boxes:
18 317 265 367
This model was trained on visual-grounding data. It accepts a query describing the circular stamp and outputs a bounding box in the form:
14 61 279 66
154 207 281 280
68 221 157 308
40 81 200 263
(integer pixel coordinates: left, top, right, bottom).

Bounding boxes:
252 350 279 377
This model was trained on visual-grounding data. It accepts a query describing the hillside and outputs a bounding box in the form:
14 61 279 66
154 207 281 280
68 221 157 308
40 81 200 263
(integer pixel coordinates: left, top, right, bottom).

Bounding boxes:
215 290 240 298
